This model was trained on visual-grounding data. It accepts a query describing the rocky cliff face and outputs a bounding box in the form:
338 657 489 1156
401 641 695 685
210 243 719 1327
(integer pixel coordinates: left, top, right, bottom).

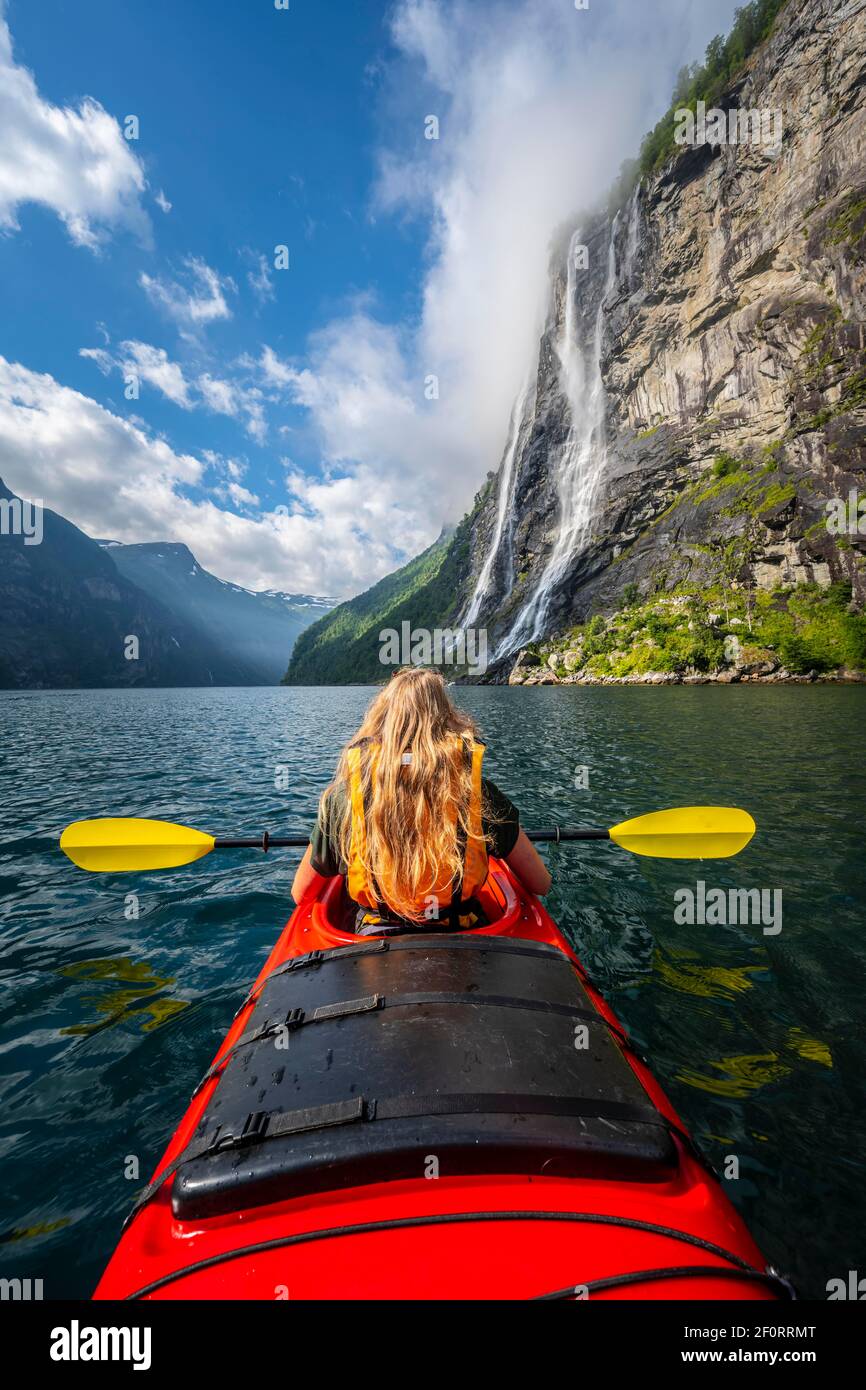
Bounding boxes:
285 0 866 687
467 0 865 676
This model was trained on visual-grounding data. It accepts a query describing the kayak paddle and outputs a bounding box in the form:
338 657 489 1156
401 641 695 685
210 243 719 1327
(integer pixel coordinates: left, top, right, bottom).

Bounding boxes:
59 806 755 873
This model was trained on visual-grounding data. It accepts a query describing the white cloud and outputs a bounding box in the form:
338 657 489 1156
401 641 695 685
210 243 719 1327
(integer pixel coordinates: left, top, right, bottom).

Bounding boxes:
0 357 407 596
204 453 261 509
140 256 236 332
0 355 201 526
245 251 275 305
214 479 260 509
197 374 238 416
81 339 192 408
79 339 267 439
0 3 148 248
259 317 420 479
197 372 267 442
154 189 172 214
79 346 114 376
121 341 193 407
259 345 296 390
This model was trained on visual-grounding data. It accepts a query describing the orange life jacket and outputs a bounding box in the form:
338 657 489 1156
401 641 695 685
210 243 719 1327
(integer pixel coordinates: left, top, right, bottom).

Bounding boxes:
346 734 488 919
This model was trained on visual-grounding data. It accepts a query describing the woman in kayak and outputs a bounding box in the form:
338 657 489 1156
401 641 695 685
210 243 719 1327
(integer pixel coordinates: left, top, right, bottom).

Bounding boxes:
291 666 551 930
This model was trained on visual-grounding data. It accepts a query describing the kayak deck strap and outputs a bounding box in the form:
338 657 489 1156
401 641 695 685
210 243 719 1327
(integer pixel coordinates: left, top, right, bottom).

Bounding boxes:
265 1092 664 1140
126 1091 668 1229
267 933 567 979
234 932 599 1027
535 1265 796 1301
195 989 635 1096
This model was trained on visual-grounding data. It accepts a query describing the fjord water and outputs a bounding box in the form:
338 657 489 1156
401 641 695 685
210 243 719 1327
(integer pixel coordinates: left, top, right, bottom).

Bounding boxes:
0 685 863 1298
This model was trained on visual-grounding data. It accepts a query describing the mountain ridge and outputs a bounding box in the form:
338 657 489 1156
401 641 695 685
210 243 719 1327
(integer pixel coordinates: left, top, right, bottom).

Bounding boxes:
0 480 332 688
102 540 332 684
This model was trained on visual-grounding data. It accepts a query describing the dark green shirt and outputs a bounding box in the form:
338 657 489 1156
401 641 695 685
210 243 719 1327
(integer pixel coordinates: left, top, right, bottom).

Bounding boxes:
309 776 521 878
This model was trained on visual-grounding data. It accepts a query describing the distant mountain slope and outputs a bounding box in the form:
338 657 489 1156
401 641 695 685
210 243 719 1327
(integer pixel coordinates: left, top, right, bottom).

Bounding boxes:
283 524 470 685
102 542 332 685
0 480 254 689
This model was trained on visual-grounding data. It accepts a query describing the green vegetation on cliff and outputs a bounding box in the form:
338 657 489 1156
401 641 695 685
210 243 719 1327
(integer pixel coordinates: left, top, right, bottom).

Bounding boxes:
532 581 866 682
639 0 791 177
283 522 472 685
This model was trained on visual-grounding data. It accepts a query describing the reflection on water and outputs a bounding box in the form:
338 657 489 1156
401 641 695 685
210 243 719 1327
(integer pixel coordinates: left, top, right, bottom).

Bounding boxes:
677 1052 791 1099
59 958 189 1036
0 1217 71 1245
0 683 864 1296
653 946 764 999
675 1031 832 1100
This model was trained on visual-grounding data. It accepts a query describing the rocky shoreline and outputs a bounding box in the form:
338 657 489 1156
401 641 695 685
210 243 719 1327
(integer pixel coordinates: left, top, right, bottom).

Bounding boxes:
506 651 866 686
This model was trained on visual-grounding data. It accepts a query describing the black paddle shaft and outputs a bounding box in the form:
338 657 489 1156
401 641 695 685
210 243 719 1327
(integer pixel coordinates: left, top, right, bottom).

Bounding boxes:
212 828 610 852
525 828 610 842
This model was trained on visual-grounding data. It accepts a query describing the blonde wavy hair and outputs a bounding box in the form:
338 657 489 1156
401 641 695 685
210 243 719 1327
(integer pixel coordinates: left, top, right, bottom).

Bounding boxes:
323 667 489 921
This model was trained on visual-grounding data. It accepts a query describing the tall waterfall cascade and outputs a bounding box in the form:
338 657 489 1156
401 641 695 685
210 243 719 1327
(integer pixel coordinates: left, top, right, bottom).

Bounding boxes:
462 379 534 630
497 210 625 659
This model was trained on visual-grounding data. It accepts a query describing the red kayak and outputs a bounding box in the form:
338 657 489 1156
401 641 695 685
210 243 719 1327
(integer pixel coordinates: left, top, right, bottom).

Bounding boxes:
95 861 788 1300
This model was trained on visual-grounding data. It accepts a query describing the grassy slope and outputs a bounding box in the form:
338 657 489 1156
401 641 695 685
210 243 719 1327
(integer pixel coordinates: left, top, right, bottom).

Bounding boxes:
283 518 474 684
535 580 866 681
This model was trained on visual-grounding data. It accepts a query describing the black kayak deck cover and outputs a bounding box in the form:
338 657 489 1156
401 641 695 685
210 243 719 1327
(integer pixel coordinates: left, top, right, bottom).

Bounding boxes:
173 934 676 1220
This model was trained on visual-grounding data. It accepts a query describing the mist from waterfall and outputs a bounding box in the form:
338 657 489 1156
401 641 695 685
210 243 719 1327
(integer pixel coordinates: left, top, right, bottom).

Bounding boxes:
462 379 534 629
497 214 620 659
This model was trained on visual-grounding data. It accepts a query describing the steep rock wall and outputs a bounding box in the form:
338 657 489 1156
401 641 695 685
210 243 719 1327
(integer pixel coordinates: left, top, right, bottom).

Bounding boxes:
467 0 865 672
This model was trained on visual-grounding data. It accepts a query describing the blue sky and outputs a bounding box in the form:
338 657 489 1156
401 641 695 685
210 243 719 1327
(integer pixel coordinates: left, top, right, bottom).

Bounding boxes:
0 0 741 597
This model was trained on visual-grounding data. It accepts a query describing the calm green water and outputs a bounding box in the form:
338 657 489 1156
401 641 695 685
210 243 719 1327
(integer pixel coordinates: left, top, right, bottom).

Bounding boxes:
0 685 864 1298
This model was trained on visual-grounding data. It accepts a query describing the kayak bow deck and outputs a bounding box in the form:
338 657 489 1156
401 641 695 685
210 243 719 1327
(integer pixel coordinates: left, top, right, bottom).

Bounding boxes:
95 862 785 1301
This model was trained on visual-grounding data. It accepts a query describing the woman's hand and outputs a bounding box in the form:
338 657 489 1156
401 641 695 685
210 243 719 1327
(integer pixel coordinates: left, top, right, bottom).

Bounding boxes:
505 830 552 896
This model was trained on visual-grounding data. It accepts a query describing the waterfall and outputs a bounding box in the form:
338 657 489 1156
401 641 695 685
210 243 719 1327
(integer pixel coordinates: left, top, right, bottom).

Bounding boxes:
462 379 533 629
497 214 619 658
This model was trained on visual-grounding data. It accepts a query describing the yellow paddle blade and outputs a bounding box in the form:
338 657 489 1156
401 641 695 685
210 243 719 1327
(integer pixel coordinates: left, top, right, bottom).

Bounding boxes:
609 806 756 859
60 818 215 873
